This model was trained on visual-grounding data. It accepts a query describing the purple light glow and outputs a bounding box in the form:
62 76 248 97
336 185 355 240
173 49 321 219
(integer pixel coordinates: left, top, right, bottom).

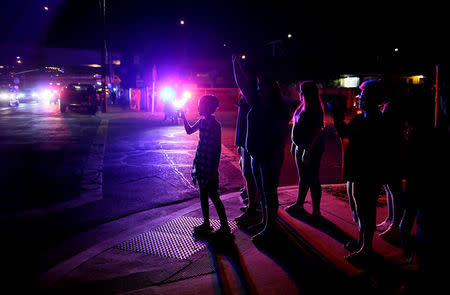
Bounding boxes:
160 87 176 101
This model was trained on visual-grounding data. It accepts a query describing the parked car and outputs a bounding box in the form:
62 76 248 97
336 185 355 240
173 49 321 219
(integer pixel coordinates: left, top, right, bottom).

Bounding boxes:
60 83 98 114
0 85 19 107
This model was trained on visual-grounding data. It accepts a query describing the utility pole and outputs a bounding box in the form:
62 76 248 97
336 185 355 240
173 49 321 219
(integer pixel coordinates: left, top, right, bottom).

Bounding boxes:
100 0 107 113
435 64 439 128
266 40 282 57
152 65 156 113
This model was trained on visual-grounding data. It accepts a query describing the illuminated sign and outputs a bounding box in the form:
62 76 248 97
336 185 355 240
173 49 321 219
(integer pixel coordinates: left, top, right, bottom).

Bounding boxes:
45 66 65 73
340 77 360 88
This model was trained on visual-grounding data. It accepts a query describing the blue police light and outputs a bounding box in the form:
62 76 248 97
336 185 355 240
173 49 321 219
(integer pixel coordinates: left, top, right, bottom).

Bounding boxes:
160 87 175 102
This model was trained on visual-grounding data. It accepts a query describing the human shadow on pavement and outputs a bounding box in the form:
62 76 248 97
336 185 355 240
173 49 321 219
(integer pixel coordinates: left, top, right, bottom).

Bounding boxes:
249 224 353 294
206 234 258 295
284 210 418 293
286 209 356 246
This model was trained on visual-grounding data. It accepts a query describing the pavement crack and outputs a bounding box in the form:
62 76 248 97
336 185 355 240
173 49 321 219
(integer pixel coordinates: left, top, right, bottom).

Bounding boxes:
159 142 196 190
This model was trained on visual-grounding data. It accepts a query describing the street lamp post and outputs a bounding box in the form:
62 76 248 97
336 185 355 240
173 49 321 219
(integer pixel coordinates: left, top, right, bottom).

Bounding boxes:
266 40 282 57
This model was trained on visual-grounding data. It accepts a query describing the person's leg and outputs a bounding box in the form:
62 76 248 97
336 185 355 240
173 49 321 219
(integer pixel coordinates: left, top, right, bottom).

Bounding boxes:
199 187 210 226
309 147 324 215
238 147 249 204
399 179 417 260
378 184 393 231
246 157 265 231
391 180 404 226
347 181 358 224
309 168 322 215
235 149 260 222
287 148 309 213
344 181 362 252
380 180 404 237
258 153 283 234
244 149 259 211
194 186 213 235
208 183 230 232
347 181 379 259
296 148 310 206
200 188 209 225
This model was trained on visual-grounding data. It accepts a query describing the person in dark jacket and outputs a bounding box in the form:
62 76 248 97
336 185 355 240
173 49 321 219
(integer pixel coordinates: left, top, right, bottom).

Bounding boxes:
330 80 389 263
232 54 290 243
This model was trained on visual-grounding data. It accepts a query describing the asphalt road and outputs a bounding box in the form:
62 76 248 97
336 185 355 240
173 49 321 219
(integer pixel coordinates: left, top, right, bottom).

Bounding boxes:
0 102 342 214
0 102 101 213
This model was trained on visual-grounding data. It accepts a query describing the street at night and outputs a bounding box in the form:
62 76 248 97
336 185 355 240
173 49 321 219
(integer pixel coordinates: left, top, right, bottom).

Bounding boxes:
1 1 449 294
0 101 344 292
0 97 422 295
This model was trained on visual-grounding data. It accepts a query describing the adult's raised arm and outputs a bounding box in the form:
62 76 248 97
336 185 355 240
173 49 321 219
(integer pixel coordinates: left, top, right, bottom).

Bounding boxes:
327 101 350 138
232 55 257 105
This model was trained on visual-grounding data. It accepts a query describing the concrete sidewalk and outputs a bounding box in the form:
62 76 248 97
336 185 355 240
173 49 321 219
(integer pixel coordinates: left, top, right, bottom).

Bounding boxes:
35 184 417 295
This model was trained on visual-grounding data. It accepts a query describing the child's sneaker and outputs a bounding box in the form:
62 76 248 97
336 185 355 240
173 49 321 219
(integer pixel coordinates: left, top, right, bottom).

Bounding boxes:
193 223 213 238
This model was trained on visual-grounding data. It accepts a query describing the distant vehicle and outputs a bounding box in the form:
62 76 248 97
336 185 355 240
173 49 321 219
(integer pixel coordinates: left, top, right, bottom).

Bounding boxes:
0 85 19 107
59 83 98 114
160 86 192 125
39 87 60 104
17 88 39 103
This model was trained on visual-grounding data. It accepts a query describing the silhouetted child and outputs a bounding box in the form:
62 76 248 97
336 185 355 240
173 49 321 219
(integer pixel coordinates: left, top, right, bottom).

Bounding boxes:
181 95 231 238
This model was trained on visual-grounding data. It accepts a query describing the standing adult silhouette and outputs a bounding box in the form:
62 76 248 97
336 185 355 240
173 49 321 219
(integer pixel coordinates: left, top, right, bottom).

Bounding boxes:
232 54 290 242
330 80 389 262
287 81 325 217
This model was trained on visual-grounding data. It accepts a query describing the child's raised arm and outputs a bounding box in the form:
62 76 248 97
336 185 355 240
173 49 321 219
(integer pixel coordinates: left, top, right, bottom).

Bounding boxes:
181 112 200 135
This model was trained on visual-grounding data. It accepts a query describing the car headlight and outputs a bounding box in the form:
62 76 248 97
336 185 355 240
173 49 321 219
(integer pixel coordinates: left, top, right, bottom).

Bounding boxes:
0 92 9 100
172 97 188 109
18 93 25 98
160 87 176 102
40 89 53 101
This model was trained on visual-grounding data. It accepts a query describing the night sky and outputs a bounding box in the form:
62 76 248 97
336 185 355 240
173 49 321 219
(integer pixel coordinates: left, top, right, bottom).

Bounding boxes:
1 0 448 75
